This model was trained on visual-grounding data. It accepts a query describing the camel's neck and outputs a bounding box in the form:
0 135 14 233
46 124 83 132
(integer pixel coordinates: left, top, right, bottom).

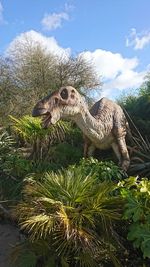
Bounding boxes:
73 104 104 141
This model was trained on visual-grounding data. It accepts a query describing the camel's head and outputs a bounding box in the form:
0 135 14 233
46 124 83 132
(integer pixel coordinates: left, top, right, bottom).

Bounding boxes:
32 86 84 128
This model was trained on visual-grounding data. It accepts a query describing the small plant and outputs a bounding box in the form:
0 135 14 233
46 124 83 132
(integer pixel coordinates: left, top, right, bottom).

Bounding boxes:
119 176 150 259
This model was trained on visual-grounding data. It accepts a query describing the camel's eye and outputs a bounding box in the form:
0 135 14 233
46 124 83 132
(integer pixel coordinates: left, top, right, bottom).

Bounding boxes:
60 88 68 100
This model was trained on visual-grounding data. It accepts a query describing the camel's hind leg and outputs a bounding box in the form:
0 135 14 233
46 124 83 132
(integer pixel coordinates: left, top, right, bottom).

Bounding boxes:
111 142 122 165
117 137 130 171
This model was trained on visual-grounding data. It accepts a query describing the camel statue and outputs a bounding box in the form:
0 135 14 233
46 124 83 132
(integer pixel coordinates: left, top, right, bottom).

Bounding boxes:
32 86 130 171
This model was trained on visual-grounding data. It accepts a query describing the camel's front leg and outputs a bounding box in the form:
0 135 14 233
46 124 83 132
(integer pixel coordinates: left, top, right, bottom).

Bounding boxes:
83 138 95 158
83 141 89 158
87 144 96 157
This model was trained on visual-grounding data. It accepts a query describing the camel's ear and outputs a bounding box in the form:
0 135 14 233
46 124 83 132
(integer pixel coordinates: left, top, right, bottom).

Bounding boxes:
60 88 68 100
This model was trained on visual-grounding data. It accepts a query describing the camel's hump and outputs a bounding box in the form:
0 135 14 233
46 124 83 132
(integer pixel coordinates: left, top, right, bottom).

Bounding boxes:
90 97 124 120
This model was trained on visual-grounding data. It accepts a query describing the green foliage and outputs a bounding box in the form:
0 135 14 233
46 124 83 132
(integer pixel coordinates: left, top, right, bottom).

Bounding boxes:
11 241 38 267
48 143 82 167
9 115 83 170
10 115 46 141
65 123 83 148
118 73 150 178
78 157 124 182
14 167 124 267
0 118 83 200
10 115 70 161
118 72 150 137
128 133 150 178
0 140 31 178
139 72 150 96
119 176 150 258
0 131 15 173
0 130 31 200
12 239 75 267
10 115 68 143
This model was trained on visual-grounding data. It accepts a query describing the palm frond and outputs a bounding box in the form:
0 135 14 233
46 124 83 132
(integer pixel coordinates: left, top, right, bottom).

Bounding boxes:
20 214 56 241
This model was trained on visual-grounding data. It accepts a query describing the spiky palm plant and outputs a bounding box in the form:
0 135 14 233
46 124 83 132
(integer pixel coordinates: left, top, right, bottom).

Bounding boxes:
10 115 70 161
14 167 124 267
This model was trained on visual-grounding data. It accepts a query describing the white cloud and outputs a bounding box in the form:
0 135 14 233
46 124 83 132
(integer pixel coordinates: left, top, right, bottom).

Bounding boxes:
103 70 145 91
41 2 74 31
81 49 146 98
6 30 71 57
6 30 146 99
41 12 69 31
81 49 138 80
126 28 150 50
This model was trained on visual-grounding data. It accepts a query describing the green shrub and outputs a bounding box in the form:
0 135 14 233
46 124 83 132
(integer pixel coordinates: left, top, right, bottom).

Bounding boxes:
0 130 44 200
77 157 124 182
119 176 150 259
48 142 82 167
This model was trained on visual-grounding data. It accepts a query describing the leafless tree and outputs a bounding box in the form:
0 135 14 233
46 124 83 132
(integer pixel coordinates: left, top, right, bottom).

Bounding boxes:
1 34 101 124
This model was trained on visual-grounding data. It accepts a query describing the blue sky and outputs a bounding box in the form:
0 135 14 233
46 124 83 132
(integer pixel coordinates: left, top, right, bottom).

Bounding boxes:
1 0 150 99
